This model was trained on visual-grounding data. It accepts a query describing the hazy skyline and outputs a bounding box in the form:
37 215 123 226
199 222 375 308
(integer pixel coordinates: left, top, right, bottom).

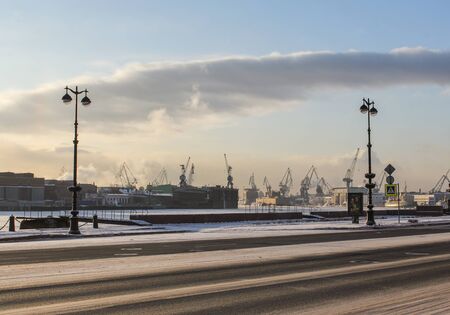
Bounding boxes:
0 1 449 191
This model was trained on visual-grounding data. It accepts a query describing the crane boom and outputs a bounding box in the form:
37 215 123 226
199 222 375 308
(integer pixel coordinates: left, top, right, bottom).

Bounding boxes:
430 170 450 193
279 168 293 197
249 173 257 189
187 163 195 185
152 168 168 186
224 154 233 188
343 148 360 189
263 176 272 197
179 156 191 187
118 162 138 189
300 165 320 204
375 171 387 191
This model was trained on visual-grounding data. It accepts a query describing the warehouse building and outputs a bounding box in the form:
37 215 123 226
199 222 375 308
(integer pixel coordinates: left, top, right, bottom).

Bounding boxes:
0 172 45 210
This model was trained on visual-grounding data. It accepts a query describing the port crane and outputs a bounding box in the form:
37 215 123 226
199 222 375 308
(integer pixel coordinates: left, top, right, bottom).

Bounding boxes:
299 165 320 204
187 163 195 186
316 177 333 196
279 168 293 197
249 173 257 190
179 156 191 187
263 176 272 197
58 166 67 178
117 162 138 189
374 171 387 193
430 170 450 193
224 154 233 188
152 168 168 186
343 148 360 190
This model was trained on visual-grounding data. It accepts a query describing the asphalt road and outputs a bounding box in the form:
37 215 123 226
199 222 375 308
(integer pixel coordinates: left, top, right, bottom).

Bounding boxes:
1 224 450 266
2 240 450 314
2 225 450 314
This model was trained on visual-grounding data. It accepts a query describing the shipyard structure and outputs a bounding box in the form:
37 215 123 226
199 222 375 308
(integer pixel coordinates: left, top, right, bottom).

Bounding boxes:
2 150 450 211
242 148 450 210
0 155 239 211
148 155 238 209
149 184 238 209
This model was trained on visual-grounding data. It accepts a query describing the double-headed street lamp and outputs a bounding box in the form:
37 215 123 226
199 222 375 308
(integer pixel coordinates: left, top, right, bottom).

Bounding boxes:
360 98 378 226
62 86 91 234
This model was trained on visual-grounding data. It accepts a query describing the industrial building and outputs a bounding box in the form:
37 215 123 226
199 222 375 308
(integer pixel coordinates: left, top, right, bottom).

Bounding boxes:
44 180 99 207
0 172 45 210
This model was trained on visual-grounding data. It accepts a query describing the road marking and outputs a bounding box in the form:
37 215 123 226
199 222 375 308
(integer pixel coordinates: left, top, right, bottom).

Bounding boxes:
404 252 430 256
121 248 142 251
3 253 450 315
114 253 139 256
349 260 379 264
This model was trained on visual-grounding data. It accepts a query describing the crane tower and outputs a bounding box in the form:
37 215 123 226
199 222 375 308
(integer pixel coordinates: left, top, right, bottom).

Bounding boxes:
179 156 191 187
263 176 272 197
279 168 293 197
343 148 360 191
224 154 233 189
117 162 138 189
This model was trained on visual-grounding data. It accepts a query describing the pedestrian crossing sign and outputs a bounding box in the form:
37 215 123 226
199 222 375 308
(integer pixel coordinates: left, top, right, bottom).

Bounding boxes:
385 184 398 197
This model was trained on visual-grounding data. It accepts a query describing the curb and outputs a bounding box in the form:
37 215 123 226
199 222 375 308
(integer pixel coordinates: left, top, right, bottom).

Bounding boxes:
0 229 190 243
1 220 450 243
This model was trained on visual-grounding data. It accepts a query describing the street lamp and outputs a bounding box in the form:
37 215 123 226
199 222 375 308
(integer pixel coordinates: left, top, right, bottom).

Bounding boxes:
62 86 91 234
360 98 378 226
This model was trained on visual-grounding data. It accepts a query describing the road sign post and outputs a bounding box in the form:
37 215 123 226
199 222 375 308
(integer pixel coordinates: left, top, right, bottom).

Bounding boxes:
384 164 400 223
397 183 400 224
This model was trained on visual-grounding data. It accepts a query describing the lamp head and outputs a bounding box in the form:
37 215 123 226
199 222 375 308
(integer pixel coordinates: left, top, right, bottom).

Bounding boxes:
360 104 369 114
62 87 72 103
369 107 378 116
81 90 91 106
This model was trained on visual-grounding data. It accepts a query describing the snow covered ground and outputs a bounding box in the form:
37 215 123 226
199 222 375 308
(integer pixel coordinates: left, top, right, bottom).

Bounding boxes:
1 214 450 246
0 206 407 223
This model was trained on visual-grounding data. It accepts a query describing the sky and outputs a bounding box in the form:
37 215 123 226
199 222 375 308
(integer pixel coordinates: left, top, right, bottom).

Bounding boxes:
0 0 449 192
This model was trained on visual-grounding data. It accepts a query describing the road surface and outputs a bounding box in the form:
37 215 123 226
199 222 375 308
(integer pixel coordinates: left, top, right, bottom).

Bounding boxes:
1 225 450 265
2 225 450 314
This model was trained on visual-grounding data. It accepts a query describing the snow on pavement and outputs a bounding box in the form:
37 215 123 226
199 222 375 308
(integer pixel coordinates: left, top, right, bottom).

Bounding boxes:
3 232 450 292
1 215 450 251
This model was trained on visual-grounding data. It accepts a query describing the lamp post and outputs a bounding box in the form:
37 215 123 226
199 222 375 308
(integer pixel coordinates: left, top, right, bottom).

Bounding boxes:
62 86 91 234
360 98 378 226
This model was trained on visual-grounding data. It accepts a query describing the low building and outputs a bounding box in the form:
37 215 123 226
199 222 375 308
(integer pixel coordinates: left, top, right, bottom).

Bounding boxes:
255 197 277 206
45 180 98 207
243 188 260 205
433 192 450 207
0 172 45 210
414 194 436 206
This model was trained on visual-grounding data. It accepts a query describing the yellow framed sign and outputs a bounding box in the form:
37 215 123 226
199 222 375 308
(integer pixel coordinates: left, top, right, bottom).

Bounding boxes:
385 184 397 197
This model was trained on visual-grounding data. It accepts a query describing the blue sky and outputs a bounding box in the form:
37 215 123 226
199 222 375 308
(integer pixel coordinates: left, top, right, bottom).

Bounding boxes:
2 0 450 88
0 0 449 191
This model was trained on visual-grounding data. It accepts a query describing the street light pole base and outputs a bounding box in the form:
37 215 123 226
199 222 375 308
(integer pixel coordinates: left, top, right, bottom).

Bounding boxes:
69 217 81 235
366 209 376 226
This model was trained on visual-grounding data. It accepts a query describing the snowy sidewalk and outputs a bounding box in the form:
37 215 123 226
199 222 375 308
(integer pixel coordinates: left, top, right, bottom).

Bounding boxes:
1 215 450 246
0 223 181 242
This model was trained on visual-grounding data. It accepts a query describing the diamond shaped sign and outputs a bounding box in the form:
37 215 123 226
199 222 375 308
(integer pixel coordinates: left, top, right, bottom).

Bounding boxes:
384 164 396 175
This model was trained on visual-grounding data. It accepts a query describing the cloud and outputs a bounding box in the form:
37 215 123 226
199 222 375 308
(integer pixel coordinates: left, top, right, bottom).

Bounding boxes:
1 47 450 136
